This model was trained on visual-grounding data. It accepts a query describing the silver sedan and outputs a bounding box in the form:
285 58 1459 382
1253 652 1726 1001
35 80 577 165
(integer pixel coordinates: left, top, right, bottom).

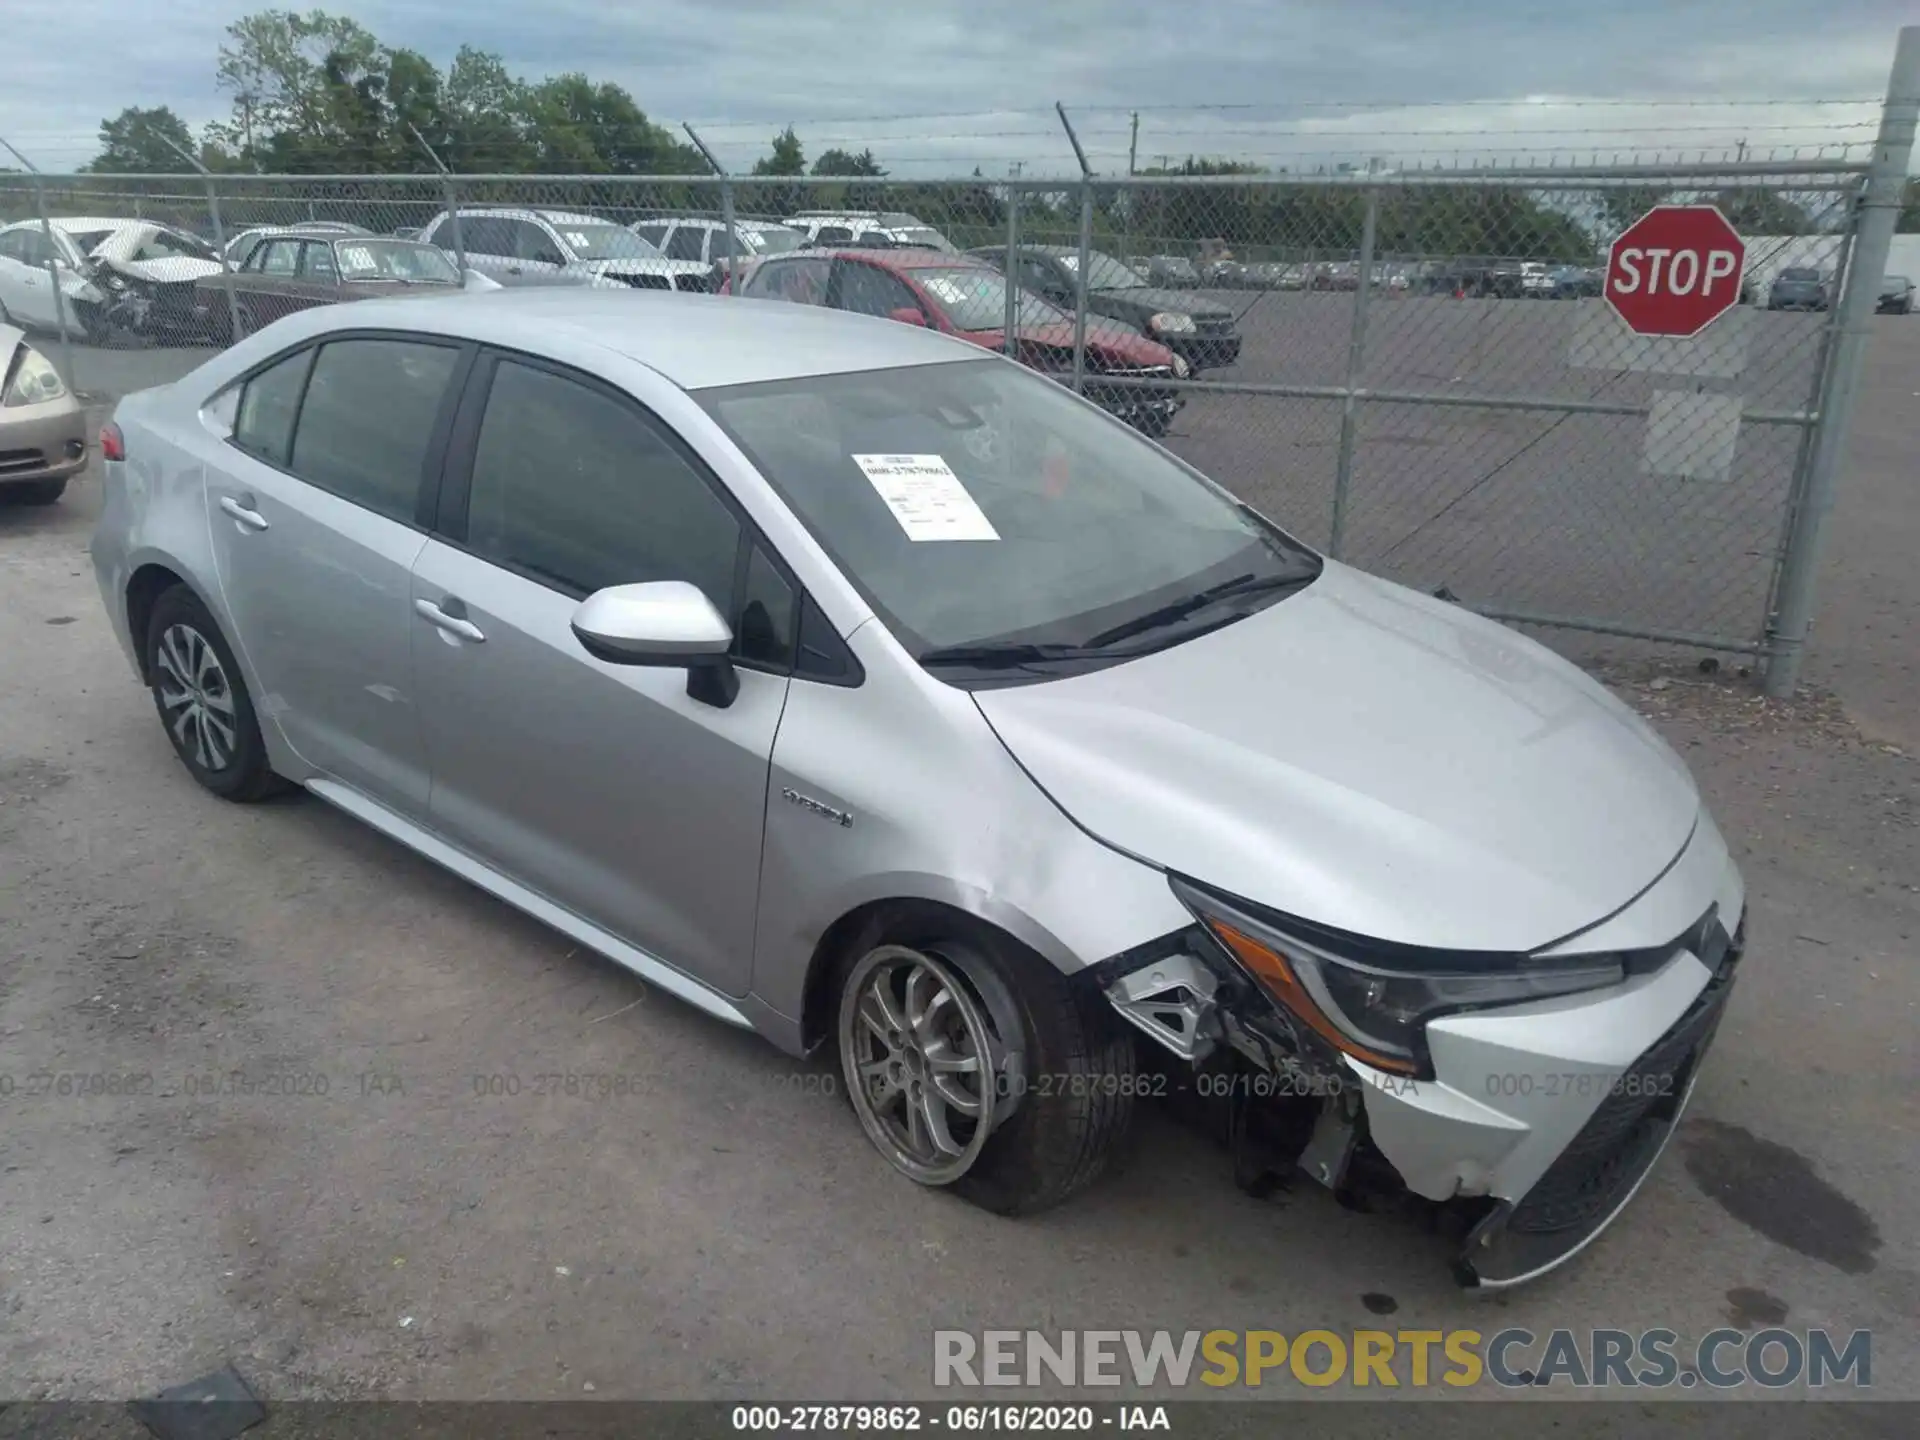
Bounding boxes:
89 289 1745 1287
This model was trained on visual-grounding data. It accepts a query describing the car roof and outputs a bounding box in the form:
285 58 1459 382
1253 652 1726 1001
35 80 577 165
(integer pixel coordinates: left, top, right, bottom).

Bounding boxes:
801 247 983 271
8 216 136 233
450 208 611 225
276 289 983 391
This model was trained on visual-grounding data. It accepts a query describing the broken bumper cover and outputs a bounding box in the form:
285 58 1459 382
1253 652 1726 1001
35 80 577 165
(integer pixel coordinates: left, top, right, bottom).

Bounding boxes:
1349 837 1746 1288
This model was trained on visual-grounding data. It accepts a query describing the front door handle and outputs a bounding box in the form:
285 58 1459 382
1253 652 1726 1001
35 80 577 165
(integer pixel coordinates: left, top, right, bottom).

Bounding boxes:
414 597 486 643
219 494 269 531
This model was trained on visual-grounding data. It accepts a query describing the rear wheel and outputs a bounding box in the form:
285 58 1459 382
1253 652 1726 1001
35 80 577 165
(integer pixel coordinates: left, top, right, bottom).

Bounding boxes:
835 914 1138 1215
143 585 286 802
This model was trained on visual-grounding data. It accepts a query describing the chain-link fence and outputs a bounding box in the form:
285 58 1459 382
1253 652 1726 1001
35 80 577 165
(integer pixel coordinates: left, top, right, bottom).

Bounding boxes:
3 60 1913 690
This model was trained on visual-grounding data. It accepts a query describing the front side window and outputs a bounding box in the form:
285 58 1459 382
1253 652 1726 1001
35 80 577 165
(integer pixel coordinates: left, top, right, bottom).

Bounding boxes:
835 262 920 319
302 241 339 282
257 240 301 277
665 227 706 261
633 223 671 248
509 220 566 265
464 360 740 608
289 339 460 523
699 360 1321 671
232 348 315 466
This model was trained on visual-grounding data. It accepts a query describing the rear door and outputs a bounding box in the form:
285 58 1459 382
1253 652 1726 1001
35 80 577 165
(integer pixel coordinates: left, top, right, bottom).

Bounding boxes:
409 352 795 996
0 228 60 329
205 332 469 813
243 238 305 328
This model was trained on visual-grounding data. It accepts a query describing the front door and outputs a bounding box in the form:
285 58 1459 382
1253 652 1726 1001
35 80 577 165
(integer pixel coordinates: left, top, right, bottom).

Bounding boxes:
409 353 789 996
204 334 465 812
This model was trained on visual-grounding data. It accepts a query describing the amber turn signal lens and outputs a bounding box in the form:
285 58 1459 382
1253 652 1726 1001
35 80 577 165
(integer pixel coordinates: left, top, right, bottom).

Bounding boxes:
1206 919 1419 1075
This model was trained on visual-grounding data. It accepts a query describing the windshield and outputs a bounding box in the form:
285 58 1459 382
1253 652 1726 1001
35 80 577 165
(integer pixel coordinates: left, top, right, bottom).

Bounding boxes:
1780 268 1822 282
135 229 217 262
698 359 1320 667
555 222 660 262
1881 275 1910 292
335 239 460 283
66 229 116 256
1056 250 1145 290
745 227 801 254
914 267 1071 332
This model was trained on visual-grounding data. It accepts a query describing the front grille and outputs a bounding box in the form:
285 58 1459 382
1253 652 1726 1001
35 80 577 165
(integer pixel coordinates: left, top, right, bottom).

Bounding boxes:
0 448 47 475
616 273 672 291
1098 366 1175 379
1506 926 1742 1236
674 272 720 294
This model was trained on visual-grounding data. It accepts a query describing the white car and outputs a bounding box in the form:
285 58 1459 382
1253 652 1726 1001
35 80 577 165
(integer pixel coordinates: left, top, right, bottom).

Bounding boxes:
418 209 719 293
787 211 957 252
0 218 223 343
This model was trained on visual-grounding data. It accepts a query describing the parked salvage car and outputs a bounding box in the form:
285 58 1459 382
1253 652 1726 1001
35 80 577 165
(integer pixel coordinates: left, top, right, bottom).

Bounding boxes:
418 208 720 293
192 235 490 341
968 244 1241 371
0 322 86 503
631 214 805 284
91 288 1748 1288
1767 267 1830 311
1877 274 1914 314
0 217 223 344
736 248 1185 435
1548 264 1603 300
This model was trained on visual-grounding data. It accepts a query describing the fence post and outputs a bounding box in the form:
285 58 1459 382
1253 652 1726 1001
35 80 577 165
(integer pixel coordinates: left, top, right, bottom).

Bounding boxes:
202 173 243 344
442 176 468 277
1056 104 1095 396
1003 181 1021 358
1764 24 1920 698
31 175 77 392
683 124 740 294
1329 181 1381 559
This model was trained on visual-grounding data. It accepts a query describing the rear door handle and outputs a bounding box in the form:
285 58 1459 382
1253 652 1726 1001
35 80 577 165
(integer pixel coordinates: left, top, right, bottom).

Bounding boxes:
414 597 486 643
219 494 269 531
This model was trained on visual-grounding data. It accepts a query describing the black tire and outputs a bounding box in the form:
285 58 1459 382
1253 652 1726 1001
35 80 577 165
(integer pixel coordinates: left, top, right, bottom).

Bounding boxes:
1135 410 1172 440
143 585 287 802
835 909 1138 1216
14 478 66 505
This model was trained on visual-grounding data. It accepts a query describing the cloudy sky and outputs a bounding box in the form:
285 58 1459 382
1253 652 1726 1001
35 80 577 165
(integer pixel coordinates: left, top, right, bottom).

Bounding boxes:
1 0 1912 174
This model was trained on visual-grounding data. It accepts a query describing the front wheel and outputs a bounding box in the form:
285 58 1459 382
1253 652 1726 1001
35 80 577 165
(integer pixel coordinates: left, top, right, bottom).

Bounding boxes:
836 921 1137 1215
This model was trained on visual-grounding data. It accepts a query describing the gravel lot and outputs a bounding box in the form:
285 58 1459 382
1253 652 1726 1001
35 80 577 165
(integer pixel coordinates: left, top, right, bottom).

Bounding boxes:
0 308 1915 1423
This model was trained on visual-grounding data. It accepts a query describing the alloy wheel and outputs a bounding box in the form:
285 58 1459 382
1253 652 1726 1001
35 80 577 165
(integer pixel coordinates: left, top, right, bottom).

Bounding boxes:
840 944 1008 1186
155 623 238 772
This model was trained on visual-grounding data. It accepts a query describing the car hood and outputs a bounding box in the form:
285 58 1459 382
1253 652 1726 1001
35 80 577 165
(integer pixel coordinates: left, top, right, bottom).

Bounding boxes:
957 322 1175 369
972 563 1700 952
1092 286 1233 320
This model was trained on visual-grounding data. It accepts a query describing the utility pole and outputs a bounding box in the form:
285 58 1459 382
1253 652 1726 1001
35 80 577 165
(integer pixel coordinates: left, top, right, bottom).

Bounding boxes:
1735 136 1748 164
1128 111 1139 176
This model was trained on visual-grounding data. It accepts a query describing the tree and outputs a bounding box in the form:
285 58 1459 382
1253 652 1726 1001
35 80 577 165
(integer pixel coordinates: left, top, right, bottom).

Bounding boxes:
1714 187 1814 236
442 46 531 171
210 9 383 162
88 107 197 172
812 147 883 178
752 126 806 177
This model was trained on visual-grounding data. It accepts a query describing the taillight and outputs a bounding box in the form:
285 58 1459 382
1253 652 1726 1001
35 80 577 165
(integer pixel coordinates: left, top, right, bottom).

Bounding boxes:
100 422 126 462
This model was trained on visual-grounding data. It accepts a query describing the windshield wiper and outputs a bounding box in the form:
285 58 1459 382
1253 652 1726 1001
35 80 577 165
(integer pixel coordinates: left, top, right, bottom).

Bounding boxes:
917 640 1104 670
1081 570 1313 650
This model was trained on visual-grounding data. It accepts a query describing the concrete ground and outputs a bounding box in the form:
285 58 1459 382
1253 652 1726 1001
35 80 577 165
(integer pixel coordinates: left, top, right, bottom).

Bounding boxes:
0 322 1915 1421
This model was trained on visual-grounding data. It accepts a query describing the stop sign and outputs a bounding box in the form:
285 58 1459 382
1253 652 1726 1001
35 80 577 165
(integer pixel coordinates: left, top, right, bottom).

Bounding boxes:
1604 205 1746 337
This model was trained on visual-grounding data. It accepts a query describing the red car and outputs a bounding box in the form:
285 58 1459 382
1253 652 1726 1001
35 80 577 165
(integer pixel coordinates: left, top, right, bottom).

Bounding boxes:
731 248 1185 435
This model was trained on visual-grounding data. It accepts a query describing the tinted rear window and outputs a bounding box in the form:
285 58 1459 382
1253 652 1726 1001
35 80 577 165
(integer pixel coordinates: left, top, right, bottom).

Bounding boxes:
289 339 460 523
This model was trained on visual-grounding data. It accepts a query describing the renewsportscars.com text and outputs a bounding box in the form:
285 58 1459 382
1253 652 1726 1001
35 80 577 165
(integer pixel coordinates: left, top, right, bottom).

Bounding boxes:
933 1328 1871 1390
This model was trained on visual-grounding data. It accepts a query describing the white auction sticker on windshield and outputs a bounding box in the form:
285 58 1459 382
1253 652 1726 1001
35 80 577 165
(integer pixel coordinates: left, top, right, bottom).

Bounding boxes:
852 454 999 542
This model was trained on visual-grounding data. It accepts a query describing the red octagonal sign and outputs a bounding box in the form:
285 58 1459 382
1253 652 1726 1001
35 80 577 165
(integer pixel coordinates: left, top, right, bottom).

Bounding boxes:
1605 205 1747 337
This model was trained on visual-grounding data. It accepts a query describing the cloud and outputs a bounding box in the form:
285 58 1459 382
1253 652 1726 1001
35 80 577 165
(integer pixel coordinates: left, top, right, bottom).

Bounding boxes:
0 0 1907 173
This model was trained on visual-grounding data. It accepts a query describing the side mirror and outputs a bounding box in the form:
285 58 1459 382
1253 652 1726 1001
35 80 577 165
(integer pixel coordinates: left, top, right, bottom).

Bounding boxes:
887 306 929 327
570 581 739 707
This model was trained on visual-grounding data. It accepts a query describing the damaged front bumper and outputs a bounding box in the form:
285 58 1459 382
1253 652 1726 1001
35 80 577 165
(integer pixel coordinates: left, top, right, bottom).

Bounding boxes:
1102 819 1746 1289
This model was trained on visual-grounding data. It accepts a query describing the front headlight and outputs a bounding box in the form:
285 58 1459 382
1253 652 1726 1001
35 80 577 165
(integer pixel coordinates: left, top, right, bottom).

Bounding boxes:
1149 310 1196 335
1173 880 1625 1076
4 347 68 408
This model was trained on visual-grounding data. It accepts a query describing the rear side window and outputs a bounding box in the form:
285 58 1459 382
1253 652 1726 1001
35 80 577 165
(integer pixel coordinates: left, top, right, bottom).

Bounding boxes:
665 227 706 262
232 348 315 466
464 359 740 609
289 339 459 523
